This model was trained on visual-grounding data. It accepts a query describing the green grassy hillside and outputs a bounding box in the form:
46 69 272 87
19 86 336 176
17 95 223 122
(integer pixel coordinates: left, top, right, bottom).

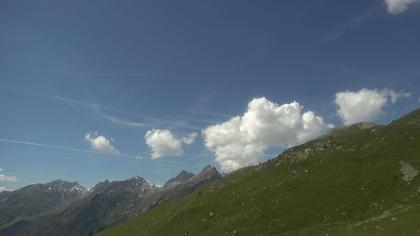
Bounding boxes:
98 109 420 236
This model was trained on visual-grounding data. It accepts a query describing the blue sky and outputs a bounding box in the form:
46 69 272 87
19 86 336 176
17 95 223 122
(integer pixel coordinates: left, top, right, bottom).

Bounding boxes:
1 0 419 190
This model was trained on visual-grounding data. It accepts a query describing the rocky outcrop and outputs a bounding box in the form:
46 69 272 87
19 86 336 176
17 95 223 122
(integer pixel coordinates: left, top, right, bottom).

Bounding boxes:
400 161 418 182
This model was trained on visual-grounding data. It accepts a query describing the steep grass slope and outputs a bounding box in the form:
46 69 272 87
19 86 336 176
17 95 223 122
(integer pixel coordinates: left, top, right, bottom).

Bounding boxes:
99 109 420 236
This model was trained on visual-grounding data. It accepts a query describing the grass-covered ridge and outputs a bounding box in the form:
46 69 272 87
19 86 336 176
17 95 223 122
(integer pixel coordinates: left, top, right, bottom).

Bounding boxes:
98 109 420 236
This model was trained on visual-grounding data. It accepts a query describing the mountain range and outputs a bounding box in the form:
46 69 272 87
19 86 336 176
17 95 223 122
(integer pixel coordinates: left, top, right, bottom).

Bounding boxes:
0 165 221 236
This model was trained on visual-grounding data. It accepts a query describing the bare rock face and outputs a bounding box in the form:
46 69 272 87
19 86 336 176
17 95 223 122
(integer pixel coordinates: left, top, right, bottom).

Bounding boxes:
352 122 377 129
164 170 194 188
400 161 418 182
149 165 222 207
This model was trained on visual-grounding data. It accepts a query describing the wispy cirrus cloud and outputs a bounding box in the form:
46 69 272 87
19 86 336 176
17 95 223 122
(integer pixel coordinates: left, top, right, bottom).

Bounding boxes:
180 110 232 119
0 138 131 159
317 0 418 45
82 91 204 130
0 138 186 166
317 5 380 45
0 83 202 130
49 69 169 80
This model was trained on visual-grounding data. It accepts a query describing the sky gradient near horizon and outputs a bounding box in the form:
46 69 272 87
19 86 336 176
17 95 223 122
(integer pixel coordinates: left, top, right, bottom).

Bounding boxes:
1 0 419 190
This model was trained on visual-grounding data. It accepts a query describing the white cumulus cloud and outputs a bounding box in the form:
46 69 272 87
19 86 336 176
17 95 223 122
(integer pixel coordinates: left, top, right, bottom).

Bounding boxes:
335 88 411 125
0 174 17 182
0 171 17 182
383 88 411 104
0 168 17 192
182 132 198 145
385 0 420 14
203 97 332 173
85 132 119 155
145 129 196 159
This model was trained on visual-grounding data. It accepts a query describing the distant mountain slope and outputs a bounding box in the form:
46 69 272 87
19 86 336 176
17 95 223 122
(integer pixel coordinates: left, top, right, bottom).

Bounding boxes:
0 165 221 236
164 170 194 188
0 180 87 235
98 108 420 236
26 176 158 236
139 165 222 211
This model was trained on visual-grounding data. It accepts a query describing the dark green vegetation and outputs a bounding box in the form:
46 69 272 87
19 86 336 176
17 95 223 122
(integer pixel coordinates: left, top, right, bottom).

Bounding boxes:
99 109 420 236
0 166 221 236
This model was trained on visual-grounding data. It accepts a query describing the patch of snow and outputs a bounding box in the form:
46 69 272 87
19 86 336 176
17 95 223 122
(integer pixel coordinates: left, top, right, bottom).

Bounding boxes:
145 179 158 188
69 185 87 193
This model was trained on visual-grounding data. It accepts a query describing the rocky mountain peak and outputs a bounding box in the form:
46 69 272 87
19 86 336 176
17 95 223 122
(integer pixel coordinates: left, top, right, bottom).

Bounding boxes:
91 179 111 193
128 176 146 183
198 165 220 177
44 180 87 194
164 170 194 187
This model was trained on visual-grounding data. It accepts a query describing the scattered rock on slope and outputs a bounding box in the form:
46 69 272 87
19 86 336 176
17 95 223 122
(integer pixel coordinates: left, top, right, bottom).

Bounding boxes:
400 161 418 182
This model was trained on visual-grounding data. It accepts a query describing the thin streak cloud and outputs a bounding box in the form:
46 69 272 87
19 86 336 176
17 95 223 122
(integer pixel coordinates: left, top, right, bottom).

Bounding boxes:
0 138 185 166
0 138 128 158
316 5 380 45
49 70 169 79
0 84 93 108
0 83 152 122
180 110 232 119
0 83 201 130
